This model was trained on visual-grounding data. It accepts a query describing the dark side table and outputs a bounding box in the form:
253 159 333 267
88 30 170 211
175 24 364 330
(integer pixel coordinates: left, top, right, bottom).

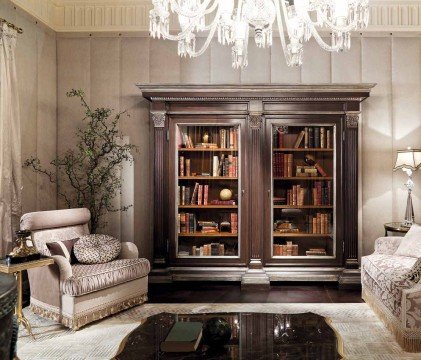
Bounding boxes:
384 222 410 237
0 273 18 360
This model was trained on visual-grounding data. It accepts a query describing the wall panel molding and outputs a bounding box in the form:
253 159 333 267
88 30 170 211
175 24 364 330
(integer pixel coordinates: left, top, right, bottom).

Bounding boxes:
11 0 421 33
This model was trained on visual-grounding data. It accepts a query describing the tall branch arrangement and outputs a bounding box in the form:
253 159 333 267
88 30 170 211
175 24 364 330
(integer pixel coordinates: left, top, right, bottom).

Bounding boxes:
24 89 138 233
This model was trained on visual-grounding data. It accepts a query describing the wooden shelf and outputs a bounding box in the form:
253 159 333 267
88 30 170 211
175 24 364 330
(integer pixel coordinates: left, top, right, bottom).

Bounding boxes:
273 148 334 152
179 148 238 152
272 255 333 259
273 205 333 209
179 205 238 209
273 177 333 181
177 255 239 259
178 232 238 237
273 233 333 238
179 176 238 180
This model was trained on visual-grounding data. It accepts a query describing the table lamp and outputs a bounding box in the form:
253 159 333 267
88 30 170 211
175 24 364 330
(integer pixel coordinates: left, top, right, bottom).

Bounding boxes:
393 147 421 227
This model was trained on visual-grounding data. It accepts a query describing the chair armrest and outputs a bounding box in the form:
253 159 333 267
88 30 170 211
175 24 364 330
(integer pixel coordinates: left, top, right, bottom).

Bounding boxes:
51 255 73 281
119 242 139 259
374 237 403 255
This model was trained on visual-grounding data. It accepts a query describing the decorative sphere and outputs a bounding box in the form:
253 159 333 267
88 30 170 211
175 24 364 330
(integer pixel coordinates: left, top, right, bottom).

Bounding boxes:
219 189 233 201
202 317 232 347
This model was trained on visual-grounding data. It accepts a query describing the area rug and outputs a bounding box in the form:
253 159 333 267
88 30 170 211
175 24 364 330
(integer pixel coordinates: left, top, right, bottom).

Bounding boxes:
17 303 421 360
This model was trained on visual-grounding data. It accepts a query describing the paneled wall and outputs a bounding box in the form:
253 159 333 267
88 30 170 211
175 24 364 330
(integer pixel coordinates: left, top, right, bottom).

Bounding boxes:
55 34 421 259
1 2 57 215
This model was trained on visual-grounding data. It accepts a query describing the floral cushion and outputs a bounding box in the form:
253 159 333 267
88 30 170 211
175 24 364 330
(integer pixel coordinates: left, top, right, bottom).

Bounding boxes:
361 254 421 317
73 234 121 264
61 258 150 296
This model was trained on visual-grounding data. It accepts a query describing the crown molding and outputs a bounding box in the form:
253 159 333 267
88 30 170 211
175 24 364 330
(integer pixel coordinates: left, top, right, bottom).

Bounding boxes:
10 0 421 34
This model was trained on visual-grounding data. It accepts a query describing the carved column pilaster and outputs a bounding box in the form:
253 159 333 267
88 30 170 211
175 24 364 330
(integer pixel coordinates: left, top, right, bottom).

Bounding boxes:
152 111 167 267
344 113 360 269
248 113 264 269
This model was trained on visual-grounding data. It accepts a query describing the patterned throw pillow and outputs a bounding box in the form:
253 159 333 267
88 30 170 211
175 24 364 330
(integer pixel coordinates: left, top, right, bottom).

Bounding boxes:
73 234 121 264
395 224 421 258
46 238 79 264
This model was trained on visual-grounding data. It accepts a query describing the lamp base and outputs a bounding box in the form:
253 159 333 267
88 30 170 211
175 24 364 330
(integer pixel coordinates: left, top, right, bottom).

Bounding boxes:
401 221 412 228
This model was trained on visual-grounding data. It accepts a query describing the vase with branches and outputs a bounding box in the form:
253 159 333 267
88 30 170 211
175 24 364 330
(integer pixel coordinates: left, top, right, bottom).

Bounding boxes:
24 89 138 233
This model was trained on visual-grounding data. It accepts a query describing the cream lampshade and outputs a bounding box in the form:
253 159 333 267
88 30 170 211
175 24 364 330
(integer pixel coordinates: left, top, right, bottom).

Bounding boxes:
393 147 421 227
394 148 421 171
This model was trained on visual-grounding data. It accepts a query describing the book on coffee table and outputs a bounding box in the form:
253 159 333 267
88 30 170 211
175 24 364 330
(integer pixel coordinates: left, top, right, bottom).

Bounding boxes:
160 321 203 352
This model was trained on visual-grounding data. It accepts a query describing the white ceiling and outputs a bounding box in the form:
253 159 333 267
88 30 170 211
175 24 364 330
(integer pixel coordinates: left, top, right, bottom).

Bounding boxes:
11 0 421 34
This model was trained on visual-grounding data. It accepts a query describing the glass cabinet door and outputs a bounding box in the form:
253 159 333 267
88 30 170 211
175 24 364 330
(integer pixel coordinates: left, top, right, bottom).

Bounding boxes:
270 122 337 259
172 122 242 259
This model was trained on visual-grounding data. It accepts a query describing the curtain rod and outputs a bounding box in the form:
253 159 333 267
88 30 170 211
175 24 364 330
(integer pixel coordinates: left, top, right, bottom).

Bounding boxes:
0 18 23 34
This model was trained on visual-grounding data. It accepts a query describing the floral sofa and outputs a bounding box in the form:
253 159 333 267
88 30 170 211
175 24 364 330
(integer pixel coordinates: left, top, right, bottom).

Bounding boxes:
362 224 421 352
21 208 150 330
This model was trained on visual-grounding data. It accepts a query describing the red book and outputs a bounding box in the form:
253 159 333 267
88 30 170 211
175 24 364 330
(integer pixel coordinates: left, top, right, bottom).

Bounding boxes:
327 181 332 205
198 185 203 205
278 129 285 148
179 156 184 177
203 185 209 205
230 213 238 234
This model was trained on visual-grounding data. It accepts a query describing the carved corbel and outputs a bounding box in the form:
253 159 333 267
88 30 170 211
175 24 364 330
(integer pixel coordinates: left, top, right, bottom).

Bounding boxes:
151 111 166 128
345 114 360 129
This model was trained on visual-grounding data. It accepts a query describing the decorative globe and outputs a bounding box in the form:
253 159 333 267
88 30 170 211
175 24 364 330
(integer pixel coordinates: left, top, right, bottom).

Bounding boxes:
202 317 232 347
219 189 233 201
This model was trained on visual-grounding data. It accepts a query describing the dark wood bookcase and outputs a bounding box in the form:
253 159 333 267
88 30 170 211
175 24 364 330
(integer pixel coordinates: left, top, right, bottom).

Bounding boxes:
139 84 374 287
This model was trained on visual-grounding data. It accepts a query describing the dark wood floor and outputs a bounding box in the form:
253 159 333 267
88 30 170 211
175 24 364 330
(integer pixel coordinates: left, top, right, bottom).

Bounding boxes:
149 282 363 303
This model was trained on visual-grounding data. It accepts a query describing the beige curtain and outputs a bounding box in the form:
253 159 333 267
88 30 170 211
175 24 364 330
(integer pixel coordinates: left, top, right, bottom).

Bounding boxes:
0 23 21 256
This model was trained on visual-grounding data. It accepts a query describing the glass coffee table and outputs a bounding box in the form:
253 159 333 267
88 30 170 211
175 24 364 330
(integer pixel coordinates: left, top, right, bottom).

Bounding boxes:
115 312 343 359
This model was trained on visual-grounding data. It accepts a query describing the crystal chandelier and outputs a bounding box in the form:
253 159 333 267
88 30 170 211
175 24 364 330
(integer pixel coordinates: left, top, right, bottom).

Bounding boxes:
149 0 369 68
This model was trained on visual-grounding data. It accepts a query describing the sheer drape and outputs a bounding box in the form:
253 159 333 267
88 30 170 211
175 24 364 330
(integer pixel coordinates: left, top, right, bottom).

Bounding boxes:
0 23 21 256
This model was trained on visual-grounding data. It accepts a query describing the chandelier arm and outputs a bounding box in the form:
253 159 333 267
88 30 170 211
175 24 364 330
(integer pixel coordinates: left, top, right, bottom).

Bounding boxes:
199 2 224 31
169 0 214 18
314 9 358 33
274 0 293 65
187 21 219 57
159 22 197 41
310 27 344 52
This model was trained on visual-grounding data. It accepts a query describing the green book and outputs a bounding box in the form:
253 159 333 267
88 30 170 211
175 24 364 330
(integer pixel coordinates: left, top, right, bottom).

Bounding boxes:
160 321 203 353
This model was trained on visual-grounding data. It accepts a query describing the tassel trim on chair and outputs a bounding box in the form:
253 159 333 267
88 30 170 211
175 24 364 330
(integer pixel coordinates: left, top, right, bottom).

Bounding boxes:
30 293 148 330
362 287 421 352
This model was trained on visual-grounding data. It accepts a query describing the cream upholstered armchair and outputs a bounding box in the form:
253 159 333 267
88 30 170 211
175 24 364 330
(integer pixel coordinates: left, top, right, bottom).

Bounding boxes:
361 229 421 352
21 208 149 330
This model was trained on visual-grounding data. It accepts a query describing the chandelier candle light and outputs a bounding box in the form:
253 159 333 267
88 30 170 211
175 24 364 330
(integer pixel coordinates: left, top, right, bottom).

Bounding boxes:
149 0 370 68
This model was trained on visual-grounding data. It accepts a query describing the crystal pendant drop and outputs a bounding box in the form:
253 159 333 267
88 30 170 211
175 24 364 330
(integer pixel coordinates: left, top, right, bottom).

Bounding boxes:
149 0 370 68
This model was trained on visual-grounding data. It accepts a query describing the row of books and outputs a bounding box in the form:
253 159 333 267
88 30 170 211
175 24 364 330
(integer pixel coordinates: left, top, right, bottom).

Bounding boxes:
273 126 332 149
273 244 328 257
179 157 191 177
273 241 299 256
177 127 238 149
273 153 293 177
306 248 327 256
178 184 209 206
274 181 332 206
286 185 305 206
312 181 332 206
192 243 225 256
305 213 332 234
273 153 329 178
219 128 238 149
178 213 197 233
177 213 238 234
294 127 332 149
211 155 238 177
